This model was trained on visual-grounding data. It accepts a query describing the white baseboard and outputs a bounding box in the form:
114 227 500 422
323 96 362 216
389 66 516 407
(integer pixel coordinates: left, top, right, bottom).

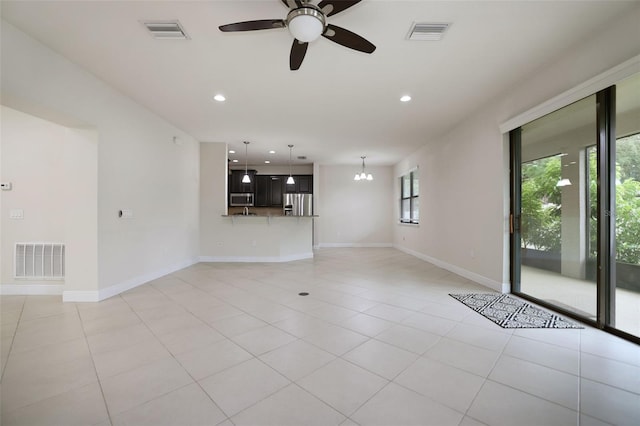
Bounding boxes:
199 252 314 263
394 245 509 293
62 257 199 302
316 243 393 248
1 284 64 296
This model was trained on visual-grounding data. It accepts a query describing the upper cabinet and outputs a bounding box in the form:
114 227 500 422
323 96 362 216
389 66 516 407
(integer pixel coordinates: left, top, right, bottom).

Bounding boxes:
285 175 313 194
230 172 312 206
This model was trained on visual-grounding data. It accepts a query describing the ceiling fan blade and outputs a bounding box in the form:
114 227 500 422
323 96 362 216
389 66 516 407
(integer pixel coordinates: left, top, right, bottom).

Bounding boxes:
318 0 361 17
322 24 376 54
281 0 304 8
219 19 286 32
290 39 309 70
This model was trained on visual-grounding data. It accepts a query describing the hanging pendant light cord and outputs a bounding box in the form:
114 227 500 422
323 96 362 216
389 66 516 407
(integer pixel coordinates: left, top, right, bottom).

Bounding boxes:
287 145 295 185
244 141 249 175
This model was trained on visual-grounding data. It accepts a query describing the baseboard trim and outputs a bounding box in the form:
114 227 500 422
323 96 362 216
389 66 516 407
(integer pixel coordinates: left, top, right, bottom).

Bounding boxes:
0 284 64 296
316 243 393 248
199 252 314 263
394 245 508 293
62 257 199 302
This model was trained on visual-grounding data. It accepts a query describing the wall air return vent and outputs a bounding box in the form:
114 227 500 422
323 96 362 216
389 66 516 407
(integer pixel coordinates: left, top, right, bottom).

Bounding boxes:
143 21 190 39
14 243 65 280
407 22 451 41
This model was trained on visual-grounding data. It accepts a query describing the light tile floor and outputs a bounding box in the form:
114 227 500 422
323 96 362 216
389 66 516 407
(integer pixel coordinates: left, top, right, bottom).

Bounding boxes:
1 248 639 425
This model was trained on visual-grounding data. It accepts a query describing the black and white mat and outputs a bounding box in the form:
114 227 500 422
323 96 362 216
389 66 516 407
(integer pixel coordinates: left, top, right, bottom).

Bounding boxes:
449 293 583 329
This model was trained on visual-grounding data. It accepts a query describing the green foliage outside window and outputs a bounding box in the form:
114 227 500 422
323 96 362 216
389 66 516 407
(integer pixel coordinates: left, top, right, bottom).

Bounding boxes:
522 134 640 265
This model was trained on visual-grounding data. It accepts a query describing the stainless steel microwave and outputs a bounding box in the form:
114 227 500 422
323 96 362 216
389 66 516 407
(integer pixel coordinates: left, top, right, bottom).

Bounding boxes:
229 193 254 207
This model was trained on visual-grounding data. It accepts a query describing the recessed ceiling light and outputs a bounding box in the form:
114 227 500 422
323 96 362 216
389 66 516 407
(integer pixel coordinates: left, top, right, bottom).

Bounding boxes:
229 150 236 154
214 94 226 102
232 159 239 163
269 150 276 154
265 160 271 164
400 95 412 102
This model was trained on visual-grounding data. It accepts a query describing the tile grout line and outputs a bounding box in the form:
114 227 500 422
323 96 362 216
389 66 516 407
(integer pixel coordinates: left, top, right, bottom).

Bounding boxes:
76 300 115 426
116 292 233 423
0 295 26 383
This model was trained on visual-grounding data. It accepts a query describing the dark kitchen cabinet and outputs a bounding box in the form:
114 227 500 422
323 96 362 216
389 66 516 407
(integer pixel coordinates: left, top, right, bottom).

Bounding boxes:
229 170 256 193
255 175 270 207
296 175 313 193
284 175 313 194
270 176 284 206
255 176 284 207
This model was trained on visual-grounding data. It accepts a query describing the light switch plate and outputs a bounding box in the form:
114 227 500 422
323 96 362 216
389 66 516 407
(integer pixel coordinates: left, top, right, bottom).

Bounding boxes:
9 209 24 219
1 182 12 190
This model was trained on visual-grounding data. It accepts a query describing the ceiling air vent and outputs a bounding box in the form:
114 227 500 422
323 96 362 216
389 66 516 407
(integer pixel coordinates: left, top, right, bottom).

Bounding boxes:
407 22 450 41
143 21 190 40
297 156 307 160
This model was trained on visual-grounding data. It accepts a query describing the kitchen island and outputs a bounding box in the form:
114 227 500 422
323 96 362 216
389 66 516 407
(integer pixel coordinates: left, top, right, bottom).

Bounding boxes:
199 212 315 263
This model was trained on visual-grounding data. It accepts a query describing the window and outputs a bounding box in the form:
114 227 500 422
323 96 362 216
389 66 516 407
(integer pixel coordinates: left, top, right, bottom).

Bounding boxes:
400 170 419 224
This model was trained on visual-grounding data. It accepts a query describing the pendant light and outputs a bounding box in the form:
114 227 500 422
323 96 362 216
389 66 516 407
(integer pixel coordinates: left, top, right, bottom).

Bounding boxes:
287 144 295 185
354 156 373 181
242 141 251 183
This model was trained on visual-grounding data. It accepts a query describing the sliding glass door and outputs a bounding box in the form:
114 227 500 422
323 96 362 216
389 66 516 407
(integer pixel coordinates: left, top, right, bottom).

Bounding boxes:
511 73 640 343
515 95 598 320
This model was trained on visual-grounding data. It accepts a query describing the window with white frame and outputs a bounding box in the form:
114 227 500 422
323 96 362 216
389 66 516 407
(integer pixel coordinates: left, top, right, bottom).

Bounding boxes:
400 169 419 224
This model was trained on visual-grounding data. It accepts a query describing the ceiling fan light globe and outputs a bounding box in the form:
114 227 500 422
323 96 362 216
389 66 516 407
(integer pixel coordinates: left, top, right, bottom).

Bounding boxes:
287 8 325 42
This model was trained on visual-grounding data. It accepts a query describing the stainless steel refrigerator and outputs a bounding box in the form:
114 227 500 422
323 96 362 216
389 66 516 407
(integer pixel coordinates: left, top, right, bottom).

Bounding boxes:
283 193 313 216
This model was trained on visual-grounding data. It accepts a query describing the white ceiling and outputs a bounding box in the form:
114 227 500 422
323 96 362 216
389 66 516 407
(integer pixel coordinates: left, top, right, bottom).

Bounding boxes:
1 0 636 166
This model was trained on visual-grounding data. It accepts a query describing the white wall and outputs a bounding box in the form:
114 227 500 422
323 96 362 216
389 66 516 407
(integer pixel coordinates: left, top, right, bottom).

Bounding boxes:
316 165 393 247
1 107 98 295
393 7 640 292
1 20 200 300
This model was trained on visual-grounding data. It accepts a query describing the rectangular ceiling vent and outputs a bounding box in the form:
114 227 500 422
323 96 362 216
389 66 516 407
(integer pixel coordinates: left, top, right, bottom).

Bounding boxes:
407 22 451 41
143 21 190 40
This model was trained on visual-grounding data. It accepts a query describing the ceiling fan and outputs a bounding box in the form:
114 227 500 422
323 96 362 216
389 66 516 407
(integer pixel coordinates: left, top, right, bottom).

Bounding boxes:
219 0 376 70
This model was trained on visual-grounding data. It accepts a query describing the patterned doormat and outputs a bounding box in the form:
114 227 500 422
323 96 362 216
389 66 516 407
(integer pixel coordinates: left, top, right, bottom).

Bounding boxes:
449 293 583 329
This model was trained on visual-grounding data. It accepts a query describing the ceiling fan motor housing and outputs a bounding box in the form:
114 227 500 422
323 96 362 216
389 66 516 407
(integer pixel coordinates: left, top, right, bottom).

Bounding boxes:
286 5 326 42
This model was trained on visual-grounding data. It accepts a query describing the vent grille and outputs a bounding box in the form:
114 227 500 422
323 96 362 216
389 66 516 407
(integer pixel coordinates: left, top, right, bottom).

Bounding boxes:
407 23 451 41
15 243 65 280
143 21 189 39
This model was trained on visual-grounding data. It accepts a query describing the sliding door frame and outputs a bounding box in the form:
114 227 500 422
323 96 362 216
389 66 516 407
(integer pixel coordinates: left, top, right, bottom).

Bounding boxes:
510 84 640 344
596 87 616 328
